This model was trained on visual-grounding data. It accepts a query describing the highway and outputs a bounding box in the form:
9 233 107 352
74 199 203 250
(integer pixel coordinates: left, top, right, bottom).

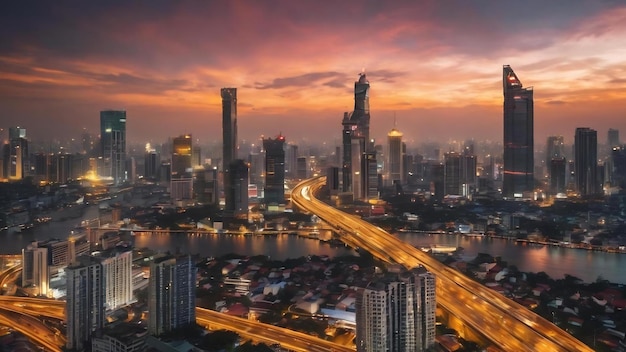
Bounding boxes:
291 176 592 352
196 307 354 352
0 296 352 352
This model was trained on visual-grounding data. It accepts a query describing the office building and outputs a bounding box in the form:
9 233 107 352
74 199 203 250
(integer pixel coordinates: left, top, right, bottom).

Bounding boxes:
546 136 565 177
263 134 286 205
575 127 599 196
387 128 403 186
171 134 192 177
285 144 298 178
193 166 219 205
66 256 105 351
148 254 196 336
444 152 461 196
2 126 29 180
22 242 49 297
100 110 127 185
503 65 534 197
225 159 249 218
356 266 436 352
342 73 371 196
221 88 238 170
608 128 620 148
363 151 379 200
144 149 160 180
550 157 567 194
296 156 308 180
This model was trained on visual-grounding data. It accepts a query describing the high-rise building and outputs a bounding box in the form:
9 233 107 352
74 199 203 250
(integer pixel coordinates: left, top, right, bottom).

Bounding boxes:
444 152 461 196
545 136 565 177
221 88 238 170
148 254 196 336
503 65 534 197
387 128 403 186
93 247 133 311
66 256 105 351
342 73 371 195
22 242 49 297
2 126 29 180
549 157 567 194
355 266 436 352
608 128 620 148
193 166 219 205
263 134 286 205
144 149 160 180
171 134 192 177
575 127 599 196
363 151 379 200
100 110 127 185
285 144 298 178
225 159 249 218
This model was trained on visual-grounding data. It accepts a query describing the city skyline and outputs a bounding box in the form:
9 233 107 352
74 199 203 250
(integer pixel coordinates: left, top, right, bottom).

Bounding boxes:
1 1 626 145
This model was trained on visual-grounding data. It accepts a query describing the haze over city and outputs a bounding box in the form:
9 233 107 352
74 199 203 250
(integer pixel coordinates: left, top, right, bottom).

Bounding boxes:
1 0 626 145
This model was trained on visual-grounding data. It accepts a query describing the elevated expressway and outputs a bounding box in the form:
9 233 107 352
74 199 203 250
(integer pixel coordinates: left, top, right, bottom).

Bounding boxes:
0 296 353 352
291 176 592 352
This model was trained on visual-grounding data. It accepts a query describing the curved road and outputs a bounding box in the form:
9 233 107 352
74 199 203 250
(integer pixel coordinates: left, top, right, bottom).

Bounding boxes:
291 176 592 352
0 296 352 352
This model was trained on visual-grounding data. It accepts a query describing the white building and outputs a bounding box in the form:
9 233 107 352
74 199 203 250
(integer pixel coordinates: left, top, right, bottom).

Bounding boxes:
22 242 49 296
356 266 436 352
93 247 134 311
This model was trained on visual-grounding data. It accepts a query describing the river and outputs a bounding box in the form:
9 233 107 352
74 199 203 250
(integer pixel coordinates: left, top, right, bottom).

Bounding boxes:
2 204 625 284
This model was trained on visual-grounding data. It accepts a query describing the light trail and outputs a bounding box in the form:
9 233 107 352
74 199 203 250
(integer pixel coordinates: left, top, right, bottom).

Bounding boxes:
291 176 592 352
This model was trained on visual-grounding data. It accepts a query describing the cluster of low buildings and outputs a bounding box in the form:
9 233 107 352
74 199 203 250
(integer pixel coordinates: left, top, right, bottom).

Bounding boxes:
201 255 437 352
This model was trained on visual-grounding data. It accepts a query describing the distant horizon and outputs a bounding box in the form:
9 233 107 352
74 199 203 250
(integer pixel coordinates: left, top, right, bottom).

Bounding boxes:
2 1 626 145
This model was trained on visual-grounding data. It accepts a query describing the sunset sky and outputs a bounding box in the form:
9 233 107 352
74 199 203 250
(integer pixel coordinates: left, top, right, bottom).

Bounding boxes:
2 0 626 148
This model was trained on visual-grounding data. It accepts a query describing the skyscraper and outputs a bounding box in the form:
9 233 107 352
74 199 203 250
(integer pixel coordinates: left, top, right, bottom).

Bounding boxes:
503 65 534 197
545 136 565 175
608 128 620 148
575 127 599 196
444 152 461 196
3 126 28 180
171 134 192 176
549 157 567 194
222 88 238 212
221 88 238 169
263 134 286 205
225 159 249 218
66 256 105 351
342 73 372 195
148 254 196 336
356 266 436 352
387 128 403 186
100 110 127 185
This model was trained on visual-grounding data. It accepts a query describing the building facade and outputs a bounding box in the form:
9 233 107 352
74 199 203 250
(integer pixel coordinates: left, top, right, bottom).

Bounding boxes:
22 242 49 296
342 73 372 197
575 127 599 196
356 266 436 352
503 66 534 197
387 128 403 186
100 110 127 185
66 257 105 351
148 255 196 336
263 134 286 205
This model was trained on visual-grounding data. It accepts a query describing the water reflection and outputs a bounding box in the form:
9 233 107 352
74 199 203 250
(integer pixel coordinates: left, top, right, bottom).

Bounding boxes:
394 233 626 284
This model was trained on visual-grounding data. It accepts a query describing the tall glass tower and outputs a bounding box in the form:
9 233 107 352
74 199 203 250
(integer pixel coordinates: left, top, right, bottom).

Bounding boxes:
342 73 372 196
263 134 286 205
503 65 534 198
100 110 127 185
221 88 238 169
575 127 598 196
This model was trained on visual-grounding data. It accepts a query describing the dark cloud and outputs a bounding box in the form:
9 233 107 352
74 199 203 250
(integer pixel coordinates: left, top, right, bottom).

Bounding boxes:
546 100 567 105
255 72 348 89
